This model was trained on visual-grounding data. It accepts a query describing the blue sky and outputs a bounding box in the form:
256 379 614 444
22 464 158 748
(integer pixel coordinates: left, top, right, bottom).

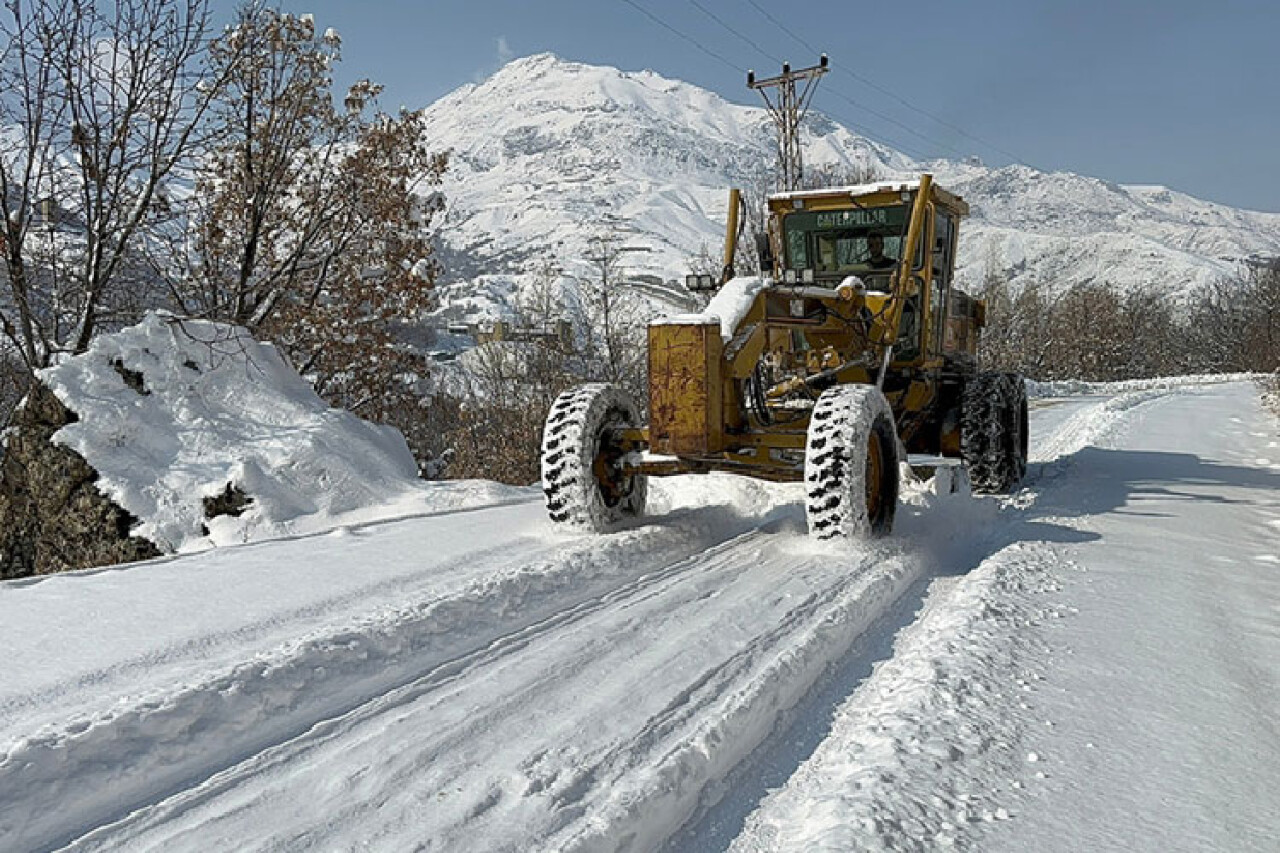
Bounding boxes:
213 1 1279 213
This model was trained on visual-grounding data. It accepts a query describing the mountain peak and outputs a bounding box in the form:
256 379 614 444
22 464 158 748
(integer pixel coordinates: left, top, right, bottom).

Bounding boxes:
493 51 570 76
482 52 617 90
420 54 1280 310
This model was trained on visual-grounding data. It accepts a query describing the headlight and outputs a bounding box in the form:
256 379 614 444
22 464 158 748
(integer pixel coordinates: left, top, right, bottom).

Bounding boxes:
685 273 717 292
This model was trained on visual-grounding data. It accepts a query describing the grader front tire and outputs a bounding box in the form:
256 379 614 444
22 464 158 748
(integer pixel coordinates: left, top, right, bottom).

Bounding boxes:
541 383 647 532
804 385 900 539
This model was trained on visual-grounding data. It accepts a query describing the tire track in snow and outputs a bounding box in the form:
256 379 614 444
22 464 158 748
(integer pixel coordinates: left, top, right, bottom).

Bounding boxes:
2 505 786 852
17 384 1202 852
70 521 929 853
667 384 1170 850
52 392 1097 852
720 381 1280 853
1030 384 1214 465
549 543 926 853
66 475 1008 852
118 524 801 847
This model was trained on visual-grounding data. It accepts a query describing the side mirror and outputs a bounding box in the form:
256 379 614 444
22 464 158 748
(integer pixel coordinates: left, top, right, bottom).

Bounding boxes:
755 232 774 273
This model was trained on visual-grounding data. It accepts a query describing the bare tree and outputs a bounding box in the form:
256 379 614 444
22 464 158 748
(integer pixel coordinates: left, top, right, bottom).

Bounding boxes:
0 0 223 375
446 260 581 484
0 341 23 431
976 242 1060 379
800 160 880 189
735 168 774 278
1241 261 1280 370
172 6 350 328
0 0 63 374
1182 279 1244 373
578 232 648 404
511 258 578 412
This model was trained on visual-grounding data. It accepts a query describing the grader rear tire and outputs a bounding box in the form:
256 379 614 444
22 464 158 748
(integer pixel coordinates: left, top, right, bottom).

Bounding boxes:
962 372 1027 494
804 385 900 539
541 383 647 531
1004 372 1029 484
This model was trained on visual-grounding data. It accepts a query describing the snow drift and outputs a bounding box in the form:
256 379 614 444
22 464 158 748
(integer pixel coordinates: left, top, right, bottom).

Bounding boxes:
39 312 430 552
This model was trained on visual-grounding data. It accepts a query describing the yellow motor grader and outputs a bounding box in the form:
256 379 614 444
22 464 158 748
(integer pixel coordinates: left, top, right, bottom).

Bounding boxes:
541 174 1027 538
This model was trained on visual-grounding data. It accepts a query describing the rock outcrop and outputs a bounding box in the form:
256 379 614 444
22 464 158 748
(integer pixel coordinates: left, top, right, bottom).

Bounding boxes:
0 383 161 579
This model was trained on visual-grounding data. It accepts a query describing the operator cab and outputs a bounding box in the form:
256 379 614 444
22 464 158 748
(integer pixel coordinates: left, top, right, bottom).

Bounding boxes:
780 203 917 292
766 180 975 365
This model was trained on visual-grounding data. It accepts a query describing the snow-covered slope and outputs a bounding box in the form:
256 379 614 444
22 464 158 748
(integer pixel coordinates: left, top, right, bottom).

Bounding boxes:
425 55 903 294
936 161 1280 296
423 54 1280 327
2 376 1277 851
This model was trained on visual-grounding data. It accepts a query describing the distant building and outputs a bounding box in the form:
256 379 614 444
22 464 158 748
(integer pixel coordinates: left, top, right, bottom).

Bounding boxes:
474 318 573 346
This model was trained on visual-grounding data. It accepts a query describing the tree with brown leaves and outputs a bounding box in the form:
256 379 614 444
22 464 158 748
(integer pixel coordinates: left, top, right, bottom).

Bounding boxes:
167 4 448 459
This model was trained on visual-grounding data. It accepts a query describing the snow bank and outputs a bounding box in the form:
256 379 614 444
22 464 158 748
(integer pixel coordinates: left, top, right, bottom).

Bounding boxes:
1026 372 1256 398
729 380 1280 852
38 312 497 553
727 539 1067 852
1261 371 1280 415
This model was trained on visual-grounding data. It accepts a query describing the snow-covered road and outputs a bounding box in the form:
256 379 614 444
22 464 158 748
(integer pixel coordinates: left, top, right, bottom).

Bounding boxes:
2 379 1276 852
725 381 1280 852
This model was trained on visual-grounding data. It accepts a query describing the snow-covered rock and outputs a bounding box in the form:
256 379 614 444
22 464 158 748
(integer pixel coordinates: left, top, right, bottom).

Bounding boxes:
37 312 426 553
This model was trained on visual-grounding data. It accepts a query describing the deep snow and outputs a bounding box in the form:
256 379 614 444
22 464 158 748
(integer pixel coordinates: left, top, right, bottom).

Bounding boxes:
1 377 1277 852
722 380 1280 852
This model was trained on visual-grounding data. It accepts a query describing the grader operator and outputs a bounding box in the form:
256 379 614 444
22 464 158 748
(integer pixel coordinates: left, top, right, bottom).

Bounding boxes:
540 174 1028 538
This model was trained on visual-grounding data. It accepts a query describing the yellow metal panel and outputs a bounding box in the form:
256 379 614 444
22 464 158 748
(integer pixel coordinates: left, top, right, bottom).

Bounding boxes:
725 322 767 379
647 322 723 455
767 184 968 218
723 188 741 280
919 204 936 360
903 380 934 413
767 190 905 214
735 431 808 450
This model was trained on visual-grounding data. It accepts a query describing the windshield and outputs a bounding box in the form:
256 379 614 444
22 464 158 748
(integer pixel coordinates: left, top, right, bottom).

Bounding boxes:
782 204 911 277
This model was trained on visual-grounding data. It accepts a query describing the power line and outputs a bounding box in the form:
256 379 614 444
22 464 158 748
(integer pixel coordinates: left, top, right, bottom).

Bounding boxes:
688 0 776 67
617 0 745 76
678 0 972 160
685 0 972 160
740 0 818 62
743 0 1031 166
817 87 969 160
618 0 938 162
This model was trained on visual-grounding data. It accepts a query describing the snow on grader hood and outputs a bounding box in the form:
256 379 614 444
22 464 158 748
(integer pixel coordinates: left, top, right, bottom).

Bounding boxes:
541 174 1029 539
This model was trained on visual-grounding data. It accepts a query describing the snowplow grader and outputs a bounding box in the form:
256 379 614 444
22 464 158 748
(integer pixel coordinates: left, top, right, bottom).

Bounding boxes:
541 174 1028 538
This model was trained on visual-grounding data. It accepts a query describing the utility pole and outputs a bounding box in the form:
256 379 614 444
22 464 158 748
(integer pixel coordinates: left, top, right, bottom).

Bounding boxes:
747 55 828 192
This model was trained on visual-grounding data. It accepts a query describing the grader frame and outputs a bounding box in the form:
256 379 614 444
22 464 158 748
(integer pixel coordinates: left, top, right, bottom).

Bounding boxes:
540 173 1026 538
628 174 977 478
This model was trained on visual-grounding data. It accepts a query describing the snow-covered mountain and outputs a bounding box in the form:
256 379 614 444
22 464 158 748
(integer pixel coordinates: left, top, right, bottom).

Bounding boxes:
422 53 1280 324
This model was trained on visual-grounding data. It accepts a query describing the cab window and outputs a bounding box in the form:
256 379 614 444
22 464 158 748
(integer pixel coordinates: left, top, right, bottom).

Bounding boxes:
932 210 954 351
